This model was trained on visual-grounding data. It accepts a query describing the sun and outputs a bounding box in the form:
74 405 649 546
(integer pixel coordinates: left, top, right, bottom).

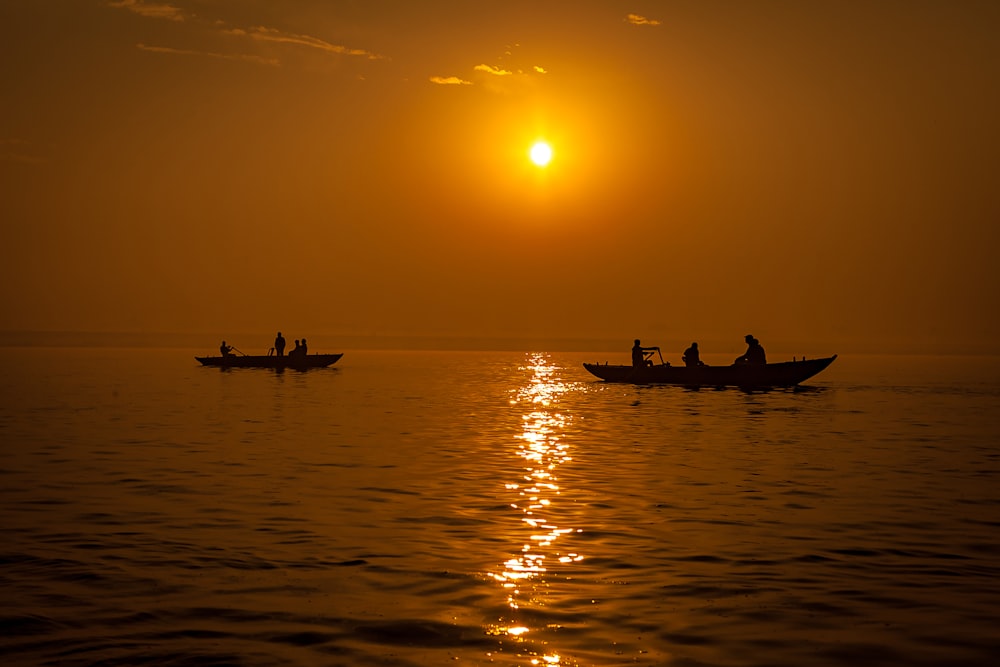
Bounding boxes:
529 141 553 167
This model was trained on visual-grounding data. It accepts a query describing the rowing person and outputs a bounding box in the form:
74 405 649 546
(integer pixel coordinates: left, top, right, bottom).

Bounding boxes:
632 339 657 368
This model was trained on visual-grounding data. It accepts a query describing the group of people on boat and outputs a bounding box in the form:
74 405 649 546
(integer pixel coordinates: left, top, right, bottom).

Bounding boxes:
218 332 310 359
222 332 765 368
271 331 309 359
272 331 311 360
632 334 767 368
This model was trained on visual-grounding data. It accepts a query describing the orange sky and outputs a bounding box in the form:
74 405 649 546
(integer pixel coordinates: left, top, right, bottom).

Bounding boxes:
2 1 998 353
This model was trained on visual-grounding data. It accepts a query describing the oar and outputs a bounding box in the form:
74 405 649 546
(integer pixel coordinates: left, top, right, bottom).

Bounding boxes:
656 347 665 365
230 345 247 356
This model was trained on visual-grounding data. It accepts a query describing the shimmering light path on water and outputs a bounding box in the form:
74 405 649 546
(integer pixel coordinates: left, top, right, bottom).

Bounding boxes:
1 348 999 666
486 354 584 664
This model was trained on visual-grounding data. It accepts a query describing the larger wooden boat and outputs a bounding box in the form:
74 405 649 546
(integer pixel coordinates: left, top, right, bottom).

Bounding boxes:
583 355 837 388
196 353 343 369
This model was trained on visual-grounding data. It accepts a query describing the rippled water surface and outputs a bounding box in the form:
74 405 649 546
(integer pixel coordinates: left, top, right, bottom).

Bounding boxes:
1 348 999 666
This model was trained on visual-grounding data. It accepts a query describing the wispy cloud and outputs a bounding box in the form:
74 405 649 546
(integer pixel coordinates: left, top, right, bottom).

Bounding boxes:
226 27 385 60
431 46 548 89
110 2 386 65
473 64 512 76
626 13 662 26
137 43 278 66
108 0 185 22
430 76 472 85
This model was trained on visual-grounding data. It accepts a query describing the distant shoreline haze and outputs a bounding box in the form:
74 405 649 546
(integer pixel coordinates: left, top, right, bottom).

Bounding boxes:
0 330 995 356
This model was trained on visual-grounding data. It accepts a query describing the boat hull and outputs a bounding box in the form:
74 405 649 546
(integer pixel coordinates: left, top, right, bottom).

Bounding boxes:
195 353 343 369
583 355 837 387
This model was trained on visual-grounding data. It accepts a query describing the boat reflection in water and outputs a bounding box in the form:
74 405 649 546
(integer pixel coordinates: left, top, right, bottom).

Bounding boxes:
485 353 584 665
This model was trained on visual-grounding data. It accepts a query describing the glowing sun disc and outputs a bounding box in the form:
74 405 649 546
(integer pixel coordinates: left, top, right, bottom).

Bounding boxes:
529 141 553 167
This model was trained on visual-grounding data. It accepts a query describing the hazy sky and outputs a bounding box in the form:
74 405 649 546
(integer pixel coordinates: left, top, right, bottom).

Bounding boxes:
2 1 998 353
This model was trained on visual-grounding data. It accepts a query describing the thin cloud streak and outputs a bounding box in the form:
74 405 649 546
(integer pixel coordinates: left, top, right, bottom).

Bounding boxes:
108 0 185 22
137 43 279 66
431 58 547 91
109 2 386 64
226 27 386 60
474 64 512 76
430 76 472 85
626 13 661 26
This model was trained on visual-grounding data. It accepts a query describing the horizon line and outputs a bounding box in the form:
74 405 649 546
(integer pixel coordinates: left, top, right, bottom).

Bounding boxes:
0 329 995 356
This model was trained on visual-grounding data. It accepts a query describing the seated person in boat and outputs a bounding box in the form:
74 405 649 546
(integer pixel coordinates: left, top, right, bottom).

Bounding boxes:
220 341 233 357
734 334 767 365
682 342 706 367
632 339 657 368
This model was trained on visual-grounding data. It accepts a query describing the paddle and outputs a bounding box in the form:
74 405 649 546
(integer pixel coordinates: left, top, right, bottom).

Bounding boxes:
656 347 666 366
230 345 247 356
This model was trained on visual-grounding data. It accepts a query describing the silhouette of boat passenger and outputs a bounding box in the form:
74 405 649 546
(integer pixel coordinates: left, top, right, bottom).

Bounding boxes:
632 339 658 368
220 340 233 357
683 342 706 367
734 334 766 365
274 331 286 356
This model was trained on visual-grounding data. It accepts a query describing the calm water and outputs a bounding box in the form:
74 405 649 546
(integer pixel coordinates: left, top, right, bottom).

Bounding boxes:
1 347 999 666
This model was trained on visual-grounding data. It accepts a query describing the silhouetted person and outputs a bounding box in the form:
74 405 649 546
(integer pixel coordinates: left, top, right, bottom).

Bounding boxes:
220 340 233 357
289 339 302 359
683 342 705 367
632 339 656 368
300 338 308 356
274 331 286 356
734 334 766 365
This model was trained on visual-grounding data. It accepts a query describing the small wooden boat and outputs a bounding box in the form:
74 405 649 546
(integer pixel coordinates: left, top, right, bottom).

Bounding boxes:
583 355 837 388
195 353 343 369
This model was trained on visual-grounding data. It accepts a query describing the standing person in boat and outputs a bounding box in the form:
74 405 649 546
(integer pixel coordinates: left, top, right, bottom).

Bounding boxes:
734 334 767 365
632 339 657 368
682 342 706 367
220 340 233 357
274 331 286 357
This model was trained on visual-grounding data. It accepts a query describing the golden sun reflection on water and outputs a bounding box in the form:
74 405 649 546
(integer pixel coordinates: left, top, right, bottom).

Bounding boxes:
485 353 585 665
